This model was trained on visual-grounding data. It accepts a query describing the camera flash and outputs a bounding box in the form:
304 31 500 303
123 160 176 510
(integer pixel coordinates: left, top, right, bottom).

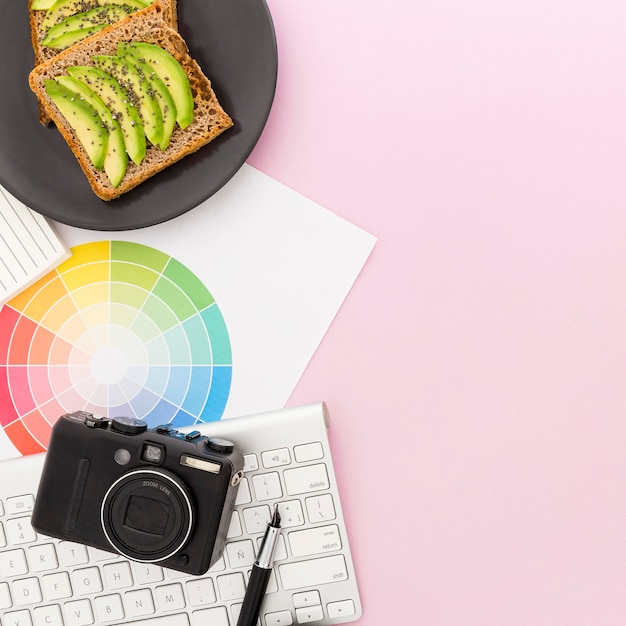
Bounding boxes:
180 455 221 474
141 444 164 464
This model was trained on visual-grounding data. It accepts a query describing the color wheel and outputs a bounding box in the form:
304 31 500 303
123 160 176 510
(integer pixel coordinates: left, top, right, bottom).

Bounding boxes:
0 241 232 455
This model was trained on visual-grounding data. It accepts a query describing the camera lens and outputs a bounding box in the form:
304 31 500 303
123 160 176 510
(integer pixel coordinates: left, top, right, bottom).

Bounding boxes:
101 469 193 563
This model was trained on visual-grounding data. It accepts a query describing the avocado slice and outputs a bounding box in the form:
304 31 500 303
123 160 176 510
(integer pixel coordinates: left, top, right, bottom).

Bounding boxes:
56 75 128 187
66 65 146 166
43 0 151 30
41 24 108 50
42 6 139 48
45 79 108 171
123 42 194 129
118 44 177 150
93 55 163 147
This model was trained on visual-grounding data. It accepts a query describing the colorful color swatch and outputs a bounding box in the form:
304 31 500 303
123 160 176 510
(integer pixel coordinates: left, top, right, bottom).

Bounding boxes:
0 241 232 455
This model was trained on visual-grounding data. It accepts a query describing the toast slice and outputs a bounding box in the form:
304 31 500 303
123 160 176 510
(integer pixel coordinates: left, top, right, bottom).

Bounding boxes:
29 2 233 201
28 0 178 125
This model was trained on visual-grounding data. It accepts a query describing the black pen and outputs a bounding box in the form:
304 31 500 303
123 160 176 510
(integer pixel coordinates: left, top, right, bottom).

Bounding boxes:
237 503 282 626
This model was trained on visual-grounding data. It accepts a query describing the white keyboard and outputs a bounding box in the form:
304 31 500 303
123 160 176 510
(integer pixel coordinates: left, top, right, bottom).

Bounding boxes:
0 403 361 626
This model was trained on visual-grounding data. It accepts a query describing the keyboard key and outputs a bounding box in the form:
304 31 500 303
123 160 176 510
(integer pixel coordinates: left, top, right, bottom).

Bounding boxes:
226 510 243 538
261 447 291 468
3 609 32 626
124 588 155 617
278 554 348 590
0 547 28 577
71 567 103 596
134 563 164 585
207 556 226 574
294 442 324 463
103 561 133 589
13 576 42 606
63 598 94 626
88 547 119 562
42 572 72 600
256 534 288 563
94 593 124 623
327 599 356 619
58 542 89 567
251 472 283 501
185 577 216 606
242 505 271 535
226 539 256 569
234 478 251 505
0 581 12 609
192 606 227 626
34 603 63 625
155 583 186 611
28 543 59 572
288 524 342 558
5 517 37 544
216 572 246 601
242 454 258 473
305 493 336 522
283 464 329 495
292 590 321 608
6 494 35 516
0 521 6 548
295 604 324 623
264 609 293 626
276 500 304 528
165 567 189 580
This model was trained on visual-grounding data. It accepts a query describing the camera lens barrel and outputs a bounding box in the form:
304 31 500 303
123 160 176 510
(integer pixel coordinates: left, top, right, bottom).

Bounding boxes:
101 468 193 563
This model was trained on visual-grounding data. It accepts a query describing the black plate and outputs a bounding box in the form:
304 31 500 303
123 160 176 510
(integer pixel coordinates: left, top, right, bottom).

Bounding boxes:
0 0 277 230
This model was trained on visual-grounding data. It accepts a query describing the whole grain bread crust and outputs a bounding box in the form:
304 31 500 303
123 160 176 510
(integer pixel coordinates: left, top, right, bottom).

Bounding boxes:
28 3 233 201
29 0 178 125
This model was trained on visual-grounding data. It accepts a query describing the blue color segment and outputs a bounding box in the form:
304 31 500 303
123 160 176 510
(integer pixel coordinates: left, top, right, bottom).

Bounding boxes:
128 387 163 419
163 365 192 407
180 366 212 415
201 365 232 421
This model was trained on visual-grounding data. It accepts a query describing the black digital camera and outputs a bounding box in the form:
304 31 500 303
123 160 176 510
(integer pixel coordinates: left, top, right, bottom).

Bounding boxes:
32 411 244 575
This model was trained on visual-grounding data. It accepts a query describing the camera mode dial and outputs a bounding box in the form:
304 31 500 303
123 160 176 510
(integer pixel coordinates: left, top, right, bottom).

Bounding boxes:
111 416 148 435
206 437 235 454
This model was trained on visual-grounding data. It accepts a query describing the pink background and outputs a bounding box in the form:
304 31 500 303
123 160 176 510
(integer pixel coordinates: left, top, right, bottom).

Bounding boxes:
249 1 626 624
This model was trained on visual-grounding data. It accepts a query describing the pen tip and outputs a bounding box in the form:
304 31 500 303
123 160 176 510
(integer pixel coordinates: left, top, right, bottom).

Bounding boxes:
271 503 281 528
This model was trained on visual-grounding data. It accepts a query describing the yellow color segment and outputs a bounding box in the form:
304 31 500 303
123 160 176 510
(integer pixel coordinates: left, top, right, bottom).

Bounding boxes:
79 302 111 331
8 271 58 313
40 293 87 336
21 277 74 328
71 282 110 311
59 240 110 271
61 261 110 293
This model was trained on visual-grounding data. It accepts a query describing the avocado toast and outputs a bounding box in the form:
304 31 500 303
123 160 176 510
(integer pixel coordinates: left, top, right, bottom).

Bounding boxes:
28 0 178 124
28 2 233 200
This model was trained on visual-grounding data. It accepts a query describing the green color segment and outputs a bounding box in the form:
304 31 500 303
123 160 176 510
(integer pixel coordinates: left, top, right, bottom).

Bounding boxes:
163 258 215 311
201 305 232 363
111 241 169 272
152 277 196 322
110 261 160 292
